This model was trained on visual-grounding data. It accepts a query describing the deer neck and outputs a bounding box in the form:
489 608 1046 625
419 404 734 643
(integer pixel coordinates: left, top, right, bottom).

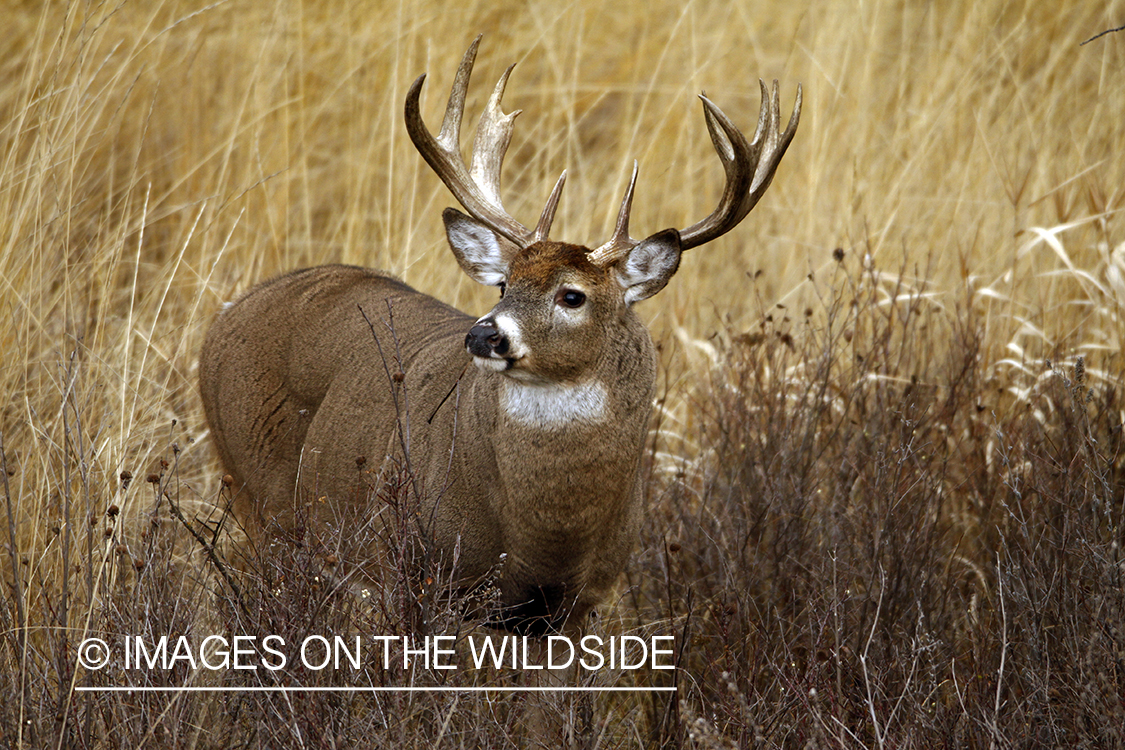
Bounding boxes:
499 379 609 427
484 333 656 505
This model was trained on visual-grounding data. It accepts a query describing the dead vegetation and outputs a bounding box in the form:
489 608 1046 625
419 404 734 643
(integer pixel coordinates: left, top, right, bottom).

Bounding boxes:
2 0 1123 747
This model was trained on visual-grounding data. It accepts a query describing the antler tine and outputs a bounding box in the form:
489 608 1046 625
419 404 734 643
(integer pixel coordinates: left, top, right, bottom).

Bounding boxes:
405 36 537 247
678 80 802 251
435 35 480 152
533 170 567 242
588 161 639 266
469 63 519 210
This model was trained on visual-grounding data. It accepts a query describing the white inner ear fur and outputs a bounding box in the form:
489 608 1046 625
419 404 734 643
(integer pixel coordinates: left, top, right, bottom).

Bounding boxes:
444 210 511 287
616 231 682 305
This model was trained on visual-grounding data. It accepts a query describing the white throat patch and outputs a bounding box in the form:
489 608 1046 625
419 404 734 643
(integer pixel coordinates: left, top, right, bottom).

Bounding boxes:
502 380 608 427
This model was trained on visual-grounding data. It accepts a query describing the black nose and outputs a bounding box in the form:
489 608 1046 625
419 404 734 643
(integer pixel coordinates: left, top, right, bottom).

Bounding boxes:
466 321 509 357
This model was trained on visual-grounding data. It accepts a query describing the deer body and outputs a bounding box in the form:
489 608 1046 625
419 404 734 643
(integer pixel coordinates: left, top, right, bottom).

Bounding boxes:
200 37 800 634
202 259 653 630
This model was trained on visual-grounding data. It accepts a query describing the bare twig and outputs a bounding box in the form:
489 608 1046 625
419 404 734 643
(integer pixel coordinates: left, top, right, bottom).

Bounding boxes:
165 483 252 623
1080 25 1125 45
990 553 1008 749
0 434 25 652
860 566 887 750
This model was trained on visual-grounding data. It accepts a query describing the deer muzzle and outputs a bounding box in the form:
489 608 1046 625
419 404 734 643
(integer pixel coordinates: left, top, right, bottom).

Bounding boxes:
466 319 510 358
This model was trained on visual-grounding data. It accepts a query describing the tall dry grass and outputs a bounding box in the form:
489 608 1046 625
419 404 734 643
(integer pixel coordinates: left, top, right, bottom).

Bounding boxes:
1 0 1123 747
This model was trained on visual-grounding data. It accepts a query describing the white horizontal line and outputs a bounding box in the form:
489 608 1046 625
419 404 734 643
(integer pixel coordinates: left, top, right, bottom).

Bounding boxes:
76 686 676 693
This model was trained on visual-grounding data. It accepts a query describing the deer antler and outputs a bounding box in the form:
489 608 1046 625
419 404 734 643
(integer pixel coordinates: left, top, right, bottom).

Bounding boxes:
405 36 566 249
588 79 801 267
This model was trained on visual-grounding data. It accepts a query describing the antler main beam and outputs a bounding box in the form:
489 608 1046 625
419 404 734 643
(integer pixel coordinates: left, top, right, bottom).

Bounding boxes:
405 36 565 248
588 79 801 267
681 80 802 249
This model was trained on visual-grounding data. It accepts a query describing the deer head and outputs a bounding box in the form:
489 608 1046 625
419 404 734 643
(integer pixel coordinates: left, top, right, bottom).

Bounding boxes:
405 36 801 388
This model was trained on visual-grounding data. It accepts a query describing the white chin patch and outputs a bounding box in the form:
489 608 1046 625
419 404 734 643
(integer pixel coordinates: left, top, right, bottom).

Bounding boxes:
502 380 607 427
472 356 508 373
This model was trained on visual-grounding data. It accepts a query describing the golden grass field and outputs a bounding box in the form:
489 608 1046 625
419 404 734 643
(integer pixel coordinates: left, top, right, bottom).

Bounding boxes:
2 0 1124 746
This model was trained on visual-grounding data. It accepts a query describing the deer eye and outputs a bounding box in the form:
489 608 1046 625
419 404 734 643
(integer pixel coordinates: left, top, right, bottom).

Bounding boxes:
557 289 586 309
498 281 506 298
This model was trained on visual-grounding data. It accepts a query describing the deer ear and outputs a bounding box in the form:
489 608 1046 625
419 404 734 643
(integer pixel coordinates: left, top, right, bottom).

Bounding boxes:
616 228 682 304
443 208 519 286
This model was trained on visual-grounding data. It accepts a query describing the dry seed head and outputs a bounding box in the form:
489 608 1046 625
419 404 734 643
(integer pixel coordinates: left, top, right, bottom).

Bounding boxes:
222 474 234 488
106 503 120 517
119 470 132 489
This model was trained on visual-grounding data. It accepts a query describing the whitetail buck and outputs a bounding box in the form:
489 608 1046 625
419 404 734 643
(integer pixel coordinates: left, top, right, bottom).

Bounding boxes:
200 37 800 635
